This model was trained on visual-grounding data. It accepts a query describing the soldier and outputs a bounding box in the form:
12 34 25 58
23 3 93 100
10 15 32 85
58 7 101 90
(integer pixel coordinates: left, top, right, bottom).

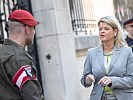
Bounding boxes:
0 9 44 100
123 18 133 51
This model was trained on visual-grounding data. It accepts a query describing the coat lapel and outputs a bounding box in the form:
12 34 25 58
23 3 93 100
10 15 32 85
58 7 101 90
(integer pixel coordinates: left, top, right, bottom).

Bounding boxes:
108 46 120 73
96 46 106 72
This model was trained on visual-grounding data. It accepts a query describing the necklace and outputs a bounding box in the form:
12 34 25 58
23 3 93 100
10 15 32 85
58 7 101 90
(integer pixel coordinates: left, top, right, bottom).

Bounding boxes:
103 51 113 56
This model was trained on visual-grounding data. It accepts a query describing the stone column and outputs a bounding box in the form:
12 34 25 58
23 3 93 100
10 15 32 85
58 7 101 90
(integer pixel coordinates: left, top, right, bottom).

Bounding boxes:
31 0 80 100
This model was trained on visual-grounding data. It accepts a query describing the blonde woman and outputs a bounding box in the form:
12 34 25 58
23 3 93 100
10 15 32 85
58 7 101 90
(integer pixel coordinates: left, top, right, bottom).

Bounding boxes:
81 16 133 100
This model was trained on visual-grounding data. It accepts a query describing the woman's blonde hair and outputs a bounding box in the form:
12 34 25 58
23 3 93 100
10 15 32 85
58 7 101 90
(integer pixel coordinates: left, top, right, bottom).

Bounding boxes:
98 16 127 47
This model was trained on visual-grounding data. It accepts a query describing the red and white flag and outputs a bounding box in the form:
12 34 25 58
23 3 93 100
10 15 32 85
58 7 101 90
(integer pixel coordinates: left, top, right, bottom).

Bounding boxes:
12 65 36 89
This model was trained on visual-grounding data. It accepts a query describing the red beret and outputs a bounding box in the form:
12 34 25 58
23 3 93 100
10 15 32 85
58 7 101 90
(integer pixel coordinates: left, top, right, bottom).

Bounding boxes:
8 9 39 27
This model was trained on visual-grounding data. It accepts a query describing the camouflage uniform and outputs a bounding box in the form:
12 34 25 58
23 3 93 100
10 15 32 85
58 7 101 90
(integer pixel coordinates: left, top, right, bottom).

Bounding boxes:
0 39 44 100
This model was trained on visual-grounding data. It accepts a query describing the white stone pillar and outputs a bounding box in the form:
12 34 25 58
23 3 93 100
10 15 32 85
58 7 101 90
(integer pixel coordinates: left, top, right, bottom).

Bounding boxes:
31 0 80 100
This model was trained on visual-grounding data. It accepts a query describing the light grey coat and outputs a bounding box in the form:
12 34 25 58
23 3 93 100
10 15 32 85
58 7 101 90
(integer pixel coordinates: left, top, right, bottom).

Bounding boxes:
81 45 133 100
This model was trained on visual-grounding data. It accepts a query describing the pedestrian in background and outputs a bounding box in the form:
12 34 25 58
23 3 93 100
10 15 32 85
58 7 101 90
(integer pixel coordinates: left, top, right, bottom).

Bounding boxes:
123 18 133 51
81 16 133 100
0 9 44 100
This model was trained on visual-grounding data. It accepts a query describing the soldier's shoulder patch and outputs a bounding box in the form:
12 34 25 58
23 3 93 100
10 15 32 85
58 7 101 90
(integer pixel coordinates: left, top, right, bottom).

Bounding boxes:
12 65 36 89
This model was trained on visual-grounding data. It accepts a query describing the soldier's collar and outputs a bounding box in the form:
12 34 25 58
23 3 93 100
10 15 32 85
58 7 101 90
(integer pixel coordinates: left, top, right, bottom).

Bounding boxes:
4 39 23 48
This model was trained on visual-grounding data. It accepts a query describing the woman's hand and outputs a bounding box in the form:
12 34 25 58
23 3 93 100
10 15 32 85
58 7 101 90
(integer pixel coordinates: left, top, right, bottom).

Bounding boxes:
98 76 112 86
85 74 95 84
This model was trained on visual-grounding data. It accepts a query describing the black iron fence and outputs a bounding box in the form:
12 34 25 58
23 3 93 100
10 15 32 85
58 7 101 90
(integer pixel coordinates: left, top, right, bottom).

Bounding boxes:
69 0 97 35
113 0 133 25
